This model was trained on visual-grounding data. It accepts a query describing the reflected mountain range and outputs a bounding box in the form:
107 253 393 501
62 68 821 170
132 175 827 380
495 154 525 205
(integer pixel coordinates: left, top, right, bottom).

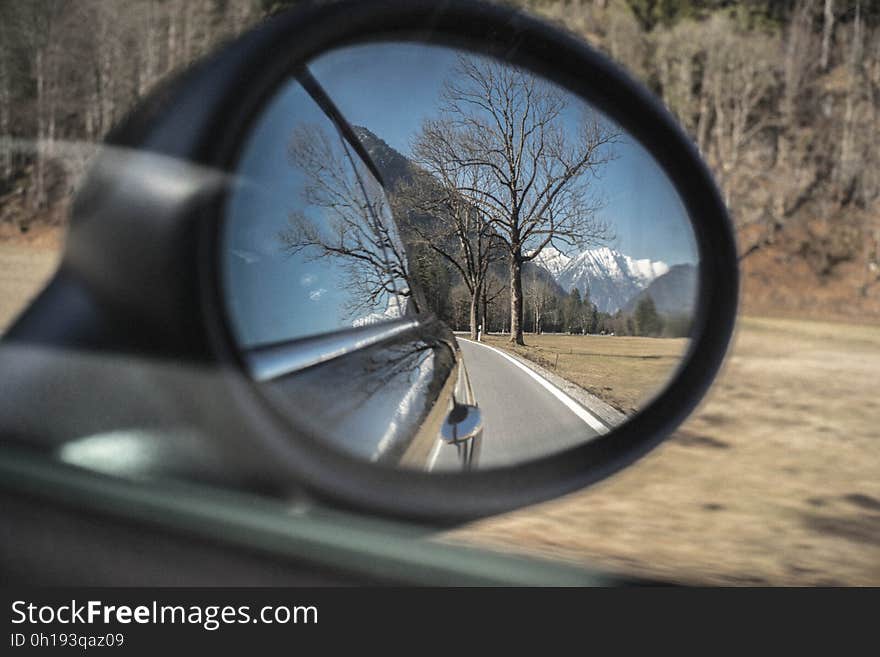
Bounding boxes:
533 246 697 315
353 124 696 317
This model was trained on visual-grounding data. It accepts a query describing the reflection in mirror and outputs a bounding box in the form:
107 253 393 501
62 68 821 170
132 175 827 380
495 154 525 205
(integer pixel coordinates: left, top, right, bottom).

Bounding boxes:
221 42 699 472
223 76 414 348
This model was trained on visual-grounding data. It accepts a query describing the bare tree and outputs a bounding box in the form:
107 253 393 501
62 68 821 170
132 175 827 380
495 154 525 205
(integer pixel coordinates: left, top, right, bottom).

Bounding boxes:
776 0 818 212
654 19 704 143
449 283 471 331
405 130 505 338
526 275 553 334
821 0 836 71
279 123 414 321
134 0 163 99
702 14 778 210
0 18 12 182
9 0 66 210
839 0 864 190
418 55 617 345
482 270 509 333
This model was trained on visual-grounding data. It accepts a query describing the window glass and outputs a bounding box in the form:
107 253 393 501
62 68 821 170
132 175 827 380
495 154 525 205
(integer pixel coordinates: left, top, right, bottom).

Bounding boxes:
222 77 411 349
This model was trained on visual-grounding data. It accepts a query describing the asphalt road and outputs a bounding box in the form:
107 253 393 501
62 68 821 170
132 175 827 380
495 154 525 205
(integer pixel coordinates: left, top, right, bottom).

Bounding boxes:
451 339 607 469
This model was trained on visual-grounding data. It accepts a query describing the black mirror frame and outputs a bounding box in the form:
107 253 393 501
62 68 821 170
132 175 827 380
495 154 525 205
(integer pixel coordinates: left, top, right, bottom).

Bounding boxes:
111 0 738 522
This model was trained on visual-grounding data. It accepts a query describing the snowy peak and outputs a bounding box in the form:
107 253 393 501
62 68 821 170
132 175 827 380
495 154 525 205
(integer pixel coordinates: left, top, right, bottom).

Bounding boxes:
532 246 572 278
563 247 668 285
536 246 669 314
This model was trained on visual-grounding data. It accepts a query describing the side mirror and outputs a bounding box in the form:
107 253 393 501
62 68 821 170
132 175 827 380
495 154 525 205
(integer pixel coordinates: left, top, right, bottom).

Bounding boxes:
441 404 483 471
4 0 738 522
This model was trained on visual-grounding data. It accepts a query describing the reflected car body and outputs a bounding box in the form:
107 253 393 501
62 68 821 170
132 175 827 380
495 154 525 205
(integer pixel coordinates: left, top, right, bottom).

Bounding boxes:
250 317 479 469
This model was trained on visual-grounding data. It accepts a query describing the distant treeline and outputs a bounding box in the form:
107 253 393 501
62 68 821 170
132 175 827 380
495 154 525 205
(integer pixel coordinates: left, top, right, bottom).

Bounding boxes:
435 268 692 337
0 0 267 215
1 0 877 315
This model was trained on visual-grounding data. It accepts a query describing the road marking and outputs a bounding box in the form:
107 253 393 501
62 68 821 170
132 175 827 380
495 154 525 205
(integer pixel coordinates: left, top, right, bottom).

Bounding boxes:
459 338 609 434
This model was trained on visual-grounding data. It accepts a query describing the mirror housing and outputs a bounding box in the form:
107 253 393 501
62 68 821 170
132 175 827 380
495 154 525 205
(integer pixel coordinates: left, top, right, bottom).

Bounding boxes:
442 404 483 446
3 0 738 523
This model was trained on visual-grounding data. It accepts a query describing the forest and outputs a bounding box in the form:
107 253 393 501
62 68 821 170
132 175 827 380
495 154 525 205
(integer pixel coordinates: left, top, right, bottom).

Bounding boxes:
1 0 878 327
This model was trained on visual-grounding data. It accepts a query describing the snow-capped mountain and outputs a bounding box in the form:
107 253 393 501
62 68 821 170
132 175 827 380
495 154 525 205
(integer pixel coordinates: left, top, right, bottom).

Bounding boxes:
532 246 572 278
534 246 669 313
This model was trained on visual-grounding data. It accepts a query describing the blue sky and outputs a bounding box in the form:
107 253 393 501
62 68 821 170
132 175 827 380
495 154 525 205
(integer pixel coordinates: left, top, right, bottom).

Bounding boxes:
223 81 403 347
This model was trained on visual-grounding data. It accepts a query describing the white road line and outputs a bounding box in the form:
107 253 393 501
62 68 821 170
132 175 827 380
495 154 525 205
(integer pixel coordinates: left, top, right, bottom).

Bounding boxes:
459 338 609 434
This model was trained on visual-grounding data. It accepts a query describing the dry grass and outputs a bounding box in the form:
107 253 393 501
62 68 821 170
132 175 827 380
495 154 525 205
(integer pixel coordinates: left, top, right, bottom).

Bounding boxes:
0 225 63 333
480 332 689 414
1 235 878 584
450 316 880 585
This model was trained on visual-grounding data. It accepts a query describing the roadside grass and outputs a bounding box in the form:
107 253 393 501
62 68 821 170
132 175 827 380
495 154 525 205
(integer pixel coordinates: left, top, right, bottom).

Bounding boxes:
479 332 689 415
0 229 62 333
450 316 880 585
2 236 879 585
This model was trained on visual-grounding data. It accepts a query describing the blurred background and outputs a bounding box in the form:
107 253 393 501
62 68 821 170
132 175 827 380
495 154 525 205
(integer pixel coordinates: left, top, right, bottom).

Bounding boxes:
0 0 877 584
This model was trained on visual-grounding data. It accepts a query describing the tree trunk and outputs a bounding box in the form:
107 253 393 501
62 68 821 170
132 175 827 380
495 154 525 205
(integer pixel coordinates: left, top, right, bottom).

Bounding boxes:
138 1 160 98
167 4 178 71
695 89 711 157
468 281 481 340
0 55 10 181
821 0 834 72
839 2 861 188
509 254 524 345
533 298 539 335
98 12 116 137
33 48 46 210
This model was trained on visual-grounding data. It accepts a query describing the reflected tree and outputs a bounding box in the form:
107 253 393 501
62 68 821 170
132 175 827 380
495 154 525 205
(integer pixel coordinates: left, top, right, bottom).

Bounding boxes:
279 123 416 321
412 55 619 345
392 164 503 339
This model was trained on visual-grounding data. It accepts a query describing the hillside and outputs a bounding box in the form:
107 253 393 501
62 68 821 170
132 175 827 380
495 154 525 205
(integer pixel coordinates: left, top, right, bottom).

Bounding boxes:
536 246 670 313
623 263 698 316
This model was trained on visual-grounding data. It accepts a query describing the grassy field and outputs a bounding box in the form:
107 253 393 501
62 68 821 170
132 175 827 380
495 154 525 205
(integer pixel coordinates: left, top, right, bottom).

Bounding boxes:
480 333 689 415
450 316 880 585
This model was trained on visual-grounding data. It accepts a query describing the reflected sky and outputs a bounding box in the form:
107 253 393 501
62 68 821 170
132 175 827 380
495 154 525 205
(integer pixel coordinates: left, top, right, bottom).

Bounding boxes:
309 42 698 267
224 81 406 348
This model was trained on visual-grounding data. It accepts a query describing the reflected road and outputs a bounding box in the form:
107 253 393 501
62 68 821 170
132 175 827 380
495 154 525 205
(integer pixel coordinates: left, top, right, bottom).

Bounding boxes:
455 339 607 469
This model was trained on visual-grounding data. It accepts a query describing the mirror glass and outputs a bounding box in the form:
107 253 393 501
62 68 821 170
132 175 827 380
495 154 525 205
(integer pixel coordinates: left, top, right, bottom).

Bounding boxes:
221 42 699 472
